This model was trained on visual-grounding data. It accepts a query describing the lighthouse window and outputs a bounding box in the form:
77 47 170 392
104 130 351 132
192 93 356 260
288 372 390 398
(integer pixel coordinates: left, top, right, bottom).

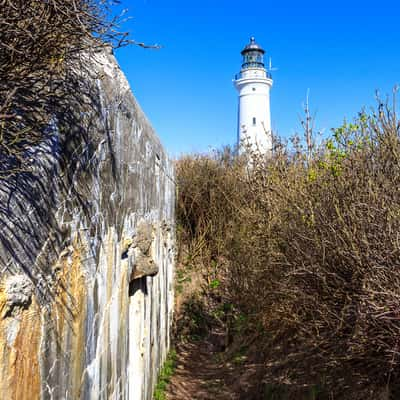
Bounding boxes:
253 117 256 125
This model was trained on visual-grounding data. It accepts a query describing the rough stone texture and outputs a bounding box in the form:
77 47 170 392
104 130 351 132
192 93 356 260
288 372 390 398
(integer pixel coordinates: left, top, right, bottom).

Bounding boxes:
129 221 160 280
0 49 175 400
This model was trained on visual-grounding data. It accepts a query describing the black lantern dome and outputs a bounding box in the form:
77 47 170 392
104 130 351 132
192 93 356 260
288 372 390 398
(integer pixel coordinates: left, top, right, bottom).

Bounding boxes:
241 37 265 69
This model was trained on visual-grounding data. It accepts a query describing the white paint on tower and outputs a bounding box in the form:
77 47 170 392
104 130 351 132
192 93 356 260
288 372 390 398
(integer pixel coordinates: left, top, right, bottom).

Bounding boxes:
234 37 273 154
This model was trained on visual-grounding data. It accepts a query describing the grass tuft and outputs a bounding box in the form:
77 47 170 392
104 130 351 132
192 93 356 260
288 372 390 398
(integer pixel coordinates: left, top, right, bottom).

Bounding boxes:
153 350 177 400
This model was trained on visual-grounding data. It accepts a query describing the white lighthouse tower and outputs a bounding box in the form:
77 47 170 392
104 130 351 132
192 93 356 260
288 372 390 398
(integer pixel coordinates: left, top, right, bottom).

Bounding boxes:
234 37 273 154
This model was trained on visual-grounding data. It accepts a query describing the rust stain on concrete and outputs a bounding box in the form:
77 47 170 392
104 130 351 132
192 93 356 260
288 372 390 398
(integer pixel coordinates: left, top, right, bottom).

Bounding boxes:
0 281 41 400
55 237 88 398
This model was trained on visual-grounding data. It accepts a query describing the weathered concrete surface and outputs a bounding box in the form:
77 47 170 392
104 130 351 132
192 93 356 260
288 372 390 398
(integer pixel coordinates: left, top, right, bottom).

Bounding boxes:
0 49 175 399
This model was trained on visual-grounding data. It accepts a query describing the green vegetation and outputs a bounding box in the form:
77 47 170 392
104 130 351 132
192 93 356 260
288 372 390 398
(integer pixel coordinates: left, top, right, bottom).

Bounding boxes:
176 102 400 399
153 350 177 400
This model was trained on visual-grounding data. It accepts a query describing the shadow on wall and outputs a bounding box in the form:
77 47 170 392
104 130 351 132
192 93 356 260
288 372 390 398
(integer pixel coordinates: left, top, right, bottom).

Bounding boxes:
0 58 111 307
129 278 148 297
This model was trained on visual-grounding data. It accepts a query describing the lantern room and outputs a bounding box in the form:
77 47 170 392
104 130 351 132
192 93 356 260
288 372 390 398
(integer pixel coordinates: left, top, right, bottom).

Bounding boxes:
240 37 265 70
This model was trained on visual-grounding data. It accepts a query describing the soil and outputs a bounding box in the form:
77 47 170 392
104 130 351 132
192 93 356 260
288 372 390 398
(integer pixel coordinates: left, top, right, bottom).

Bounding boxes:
166 328 265 400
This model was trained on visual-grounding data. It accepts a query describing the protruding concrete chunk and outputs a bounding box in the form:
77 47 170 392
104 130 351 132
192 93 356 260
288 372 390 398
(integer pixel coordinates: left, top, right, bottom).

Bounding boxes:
1 275 33 319
131 254 159 280
135 222 154 255
128 222 160 280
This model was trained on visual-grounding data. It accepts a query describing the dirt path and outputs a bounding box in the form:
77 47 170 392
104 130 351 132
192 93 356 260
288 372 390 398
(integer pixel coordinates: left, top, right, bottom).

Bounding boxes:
166 329 267 400
166 335 239 400
167 265 265 400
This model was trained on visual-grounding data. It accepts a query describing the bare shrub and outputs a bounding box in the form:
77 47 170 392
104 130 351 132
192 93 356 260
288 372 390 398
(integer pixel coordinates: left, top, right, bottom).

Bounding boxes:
0 0 128 173
176 104 400 398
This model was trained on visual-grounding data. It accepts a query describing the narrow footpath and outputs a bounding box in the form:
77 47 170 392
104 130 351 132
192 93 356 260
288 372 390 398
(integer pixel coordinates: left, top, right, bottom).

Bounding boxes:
166 337 238 400
166 328 266 400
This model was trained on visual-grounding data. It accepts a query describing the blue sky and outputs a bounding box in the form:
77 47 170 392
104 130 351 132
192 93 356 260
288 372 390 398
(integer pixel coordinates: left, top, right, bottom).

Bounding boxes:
115 0 400 157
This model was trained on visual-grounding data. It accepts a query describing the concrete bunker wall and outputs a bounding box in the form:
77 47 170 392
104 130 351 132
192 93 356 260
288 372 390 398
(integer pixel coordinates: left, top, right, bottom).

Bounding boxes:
0 50 175 400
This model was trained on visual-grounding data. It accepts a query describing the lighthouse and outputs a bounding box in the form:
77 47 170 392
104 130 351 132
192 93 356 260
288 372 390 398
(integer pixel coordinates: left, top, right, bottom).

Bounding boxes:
234 37 273 154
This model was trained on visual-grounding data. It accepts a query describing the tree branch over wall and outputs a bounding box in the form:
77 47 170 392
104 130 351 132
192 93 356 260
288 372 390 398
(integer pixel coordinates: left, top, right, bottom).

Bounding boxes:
0 0 130 174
